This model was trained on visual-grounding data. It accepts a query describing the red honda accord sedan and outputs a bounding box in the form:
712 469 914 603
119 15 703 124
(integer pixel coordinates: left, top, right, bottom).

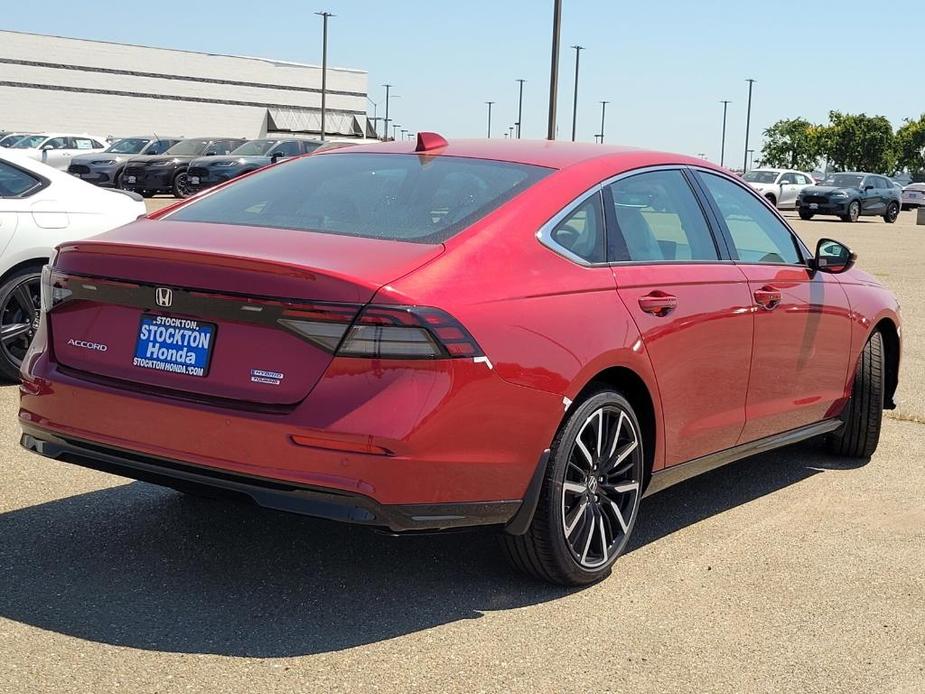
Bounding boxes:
20 134 901 585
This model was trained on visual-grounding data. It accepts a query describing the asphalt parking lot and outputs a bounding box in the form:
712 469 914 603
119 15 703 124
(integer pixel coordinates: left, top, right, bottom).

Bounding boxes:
0 205 922 693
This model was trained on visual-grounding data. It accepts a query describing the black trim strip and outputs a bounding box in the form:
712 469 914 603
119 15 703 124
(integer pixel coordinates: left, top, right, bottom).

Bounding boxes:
0 80 366 117
503 449 550 535
20 425 521 532
644 418 842 497
0 56 366 97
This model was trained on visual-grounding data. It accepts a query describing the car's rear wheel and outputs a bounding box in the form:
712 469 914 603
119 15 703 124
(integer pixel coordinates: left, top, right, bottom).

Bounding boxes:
883 201 899 223
172 172 192 198
827 332 884 459
0 266 43 382
841 200 860 223
501 388 644 586
798 210 814 220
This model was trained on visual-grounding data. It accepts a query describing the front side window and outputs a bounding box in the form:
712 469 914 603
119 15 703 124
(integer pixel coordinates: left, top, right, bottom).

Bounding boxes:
145 139 176 155
270 141 302 157
606 169 718 262
168 153 550 243
43 137 68 150
699 172 802 265
108 138 150 154
0 161 42 197
548 193 605 263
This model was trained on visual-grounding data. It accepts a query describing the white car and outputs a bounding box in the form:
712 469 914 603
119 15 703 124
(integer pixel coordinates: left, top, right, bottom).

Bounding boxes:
742 168 816 209
0 150 146 379
9 133 108 171
901 183 925 210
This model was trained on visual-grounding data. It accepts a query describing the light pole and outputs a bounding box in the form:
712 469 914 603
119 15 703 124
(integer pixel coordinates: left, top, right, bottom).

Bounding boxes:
315 11 334 141
392 123 400 141
719 99 731 167
598 100 609 144
401 129 408 141
382 83 394 140
515 79 526 138
485 101 495 138
570 45 585 142
746 148 755 171
547 0 562 140
508 125 514 139
743 78 756 172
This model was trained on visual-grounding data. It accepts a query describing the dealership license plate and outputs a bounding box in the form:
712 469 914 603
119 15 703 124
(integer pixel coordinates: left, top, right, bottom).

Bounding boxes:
126 175 136 183
132 315 216 377
189 176 200 185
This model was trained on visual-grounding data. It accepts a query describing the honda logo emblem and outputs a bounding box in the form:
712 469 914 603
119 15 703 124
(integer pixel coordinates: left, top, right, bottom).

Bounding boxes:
155 287 173 308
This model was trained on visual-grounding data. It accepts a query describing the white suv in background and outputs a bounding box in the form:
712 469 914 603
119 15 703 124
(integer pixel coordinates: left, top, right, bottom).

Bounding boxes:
742 168 815 209
9 133 108 170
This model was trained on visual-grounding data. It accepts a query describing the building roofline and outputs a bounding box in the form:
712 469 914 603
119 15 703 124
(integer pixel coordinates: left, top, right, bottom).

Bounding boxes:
0 29 367 75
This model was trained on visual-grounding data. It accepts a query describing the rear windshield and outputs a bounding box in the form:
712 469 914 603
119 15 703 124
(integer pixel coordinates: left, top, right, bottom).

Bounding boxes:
167 153 551 243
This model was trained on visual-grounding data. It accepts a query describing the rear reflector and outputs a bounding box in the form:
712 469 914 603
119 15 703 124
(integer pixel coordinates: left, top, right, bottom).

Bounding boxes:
291 433 393 456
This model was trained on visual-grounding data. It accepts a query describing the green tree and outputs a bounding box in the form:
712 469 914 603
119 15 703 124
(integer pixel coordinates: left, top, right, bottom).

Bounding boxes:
895 115 925 174
818 111 896 173
760 118 821 171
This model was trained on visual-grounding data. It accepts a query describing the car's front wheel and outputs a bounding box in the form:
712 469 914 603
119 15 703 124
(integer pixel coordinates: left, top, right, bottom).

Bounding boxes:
798 210 814 220
883 201 899 223
827 331 884 459
172 172 192 198
501 388 644 585
0 266 43 382
841 200 860 223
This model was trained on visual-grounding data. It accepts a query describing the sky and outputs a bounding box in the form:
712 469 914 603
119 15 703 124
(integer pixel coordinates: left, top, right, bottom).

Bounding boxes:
4 1 922 164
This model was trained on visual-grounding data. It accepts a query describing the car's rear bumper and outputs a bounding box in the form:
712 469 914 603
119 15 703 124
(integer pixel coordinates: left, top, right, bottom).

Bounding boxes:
20 424 521 532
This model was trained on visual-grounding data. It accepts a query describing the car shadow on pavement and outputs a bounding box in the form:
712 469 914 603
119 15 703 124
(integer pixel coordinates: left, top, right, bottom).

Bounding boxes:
0 440 865 658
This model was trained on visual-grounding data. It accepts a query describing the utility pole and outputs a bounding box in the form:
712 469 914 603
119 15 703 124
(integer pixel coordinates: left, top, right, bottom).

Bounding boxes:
485 101 495 138
315 11 334 141
515 79 526 138
598 100 609 144
570 45 585 141
382 83 393 140
743 78 756 172
719 99 731 167
547 0 562 140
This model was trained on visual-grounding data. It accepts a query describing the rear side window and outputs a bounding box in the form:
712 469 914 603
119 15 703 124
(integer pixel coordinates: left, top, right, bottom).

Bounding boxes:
606 169 719 262
0 161 43 197
169 153 551 243
549 193 606 263
699 172 801 264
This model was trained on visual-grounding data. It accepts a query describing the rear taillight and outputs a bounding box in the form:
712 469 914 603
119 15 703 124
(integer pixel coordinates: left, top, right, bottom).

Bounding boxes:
279 305 483 360
40 266 72 313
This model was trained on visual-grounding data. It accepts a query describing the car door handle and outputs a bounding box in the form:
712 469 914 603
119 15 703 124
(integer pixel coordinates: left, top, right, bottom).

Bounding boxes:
638 292 678 317
754 286 782 310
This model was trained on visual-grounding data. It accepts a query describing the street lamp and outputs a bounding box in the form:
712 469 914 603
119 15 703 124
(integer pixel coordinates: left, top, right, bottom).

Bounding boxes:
392 123 401 141
743 78 756 171
485 101 495 138
515 79 526 138
746 148 755 171
382 83 394 140
315 11 334 141
401 129 408 141
597 100 609 144
570 45 585 142
547 0 562 140
719 99 731 167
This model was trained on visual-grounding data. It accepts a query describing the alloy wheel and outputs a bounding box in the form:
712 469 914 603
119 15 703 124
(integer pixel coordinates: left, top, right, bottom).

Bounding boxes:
561 405 642 569
848 201 860 222
0 274 41 371
174 172 192 198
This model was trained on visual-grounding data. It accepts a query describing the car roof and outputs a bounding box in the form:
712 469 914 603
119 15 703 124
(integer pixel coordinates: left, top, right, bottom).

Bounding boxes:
319 138 712 171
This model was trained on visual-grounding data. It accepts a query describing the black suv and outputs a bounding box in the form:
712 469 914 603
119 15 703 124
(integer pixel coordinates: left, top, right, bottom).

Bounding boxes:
186 138 321 196
796 172 902 223
121 137 245 198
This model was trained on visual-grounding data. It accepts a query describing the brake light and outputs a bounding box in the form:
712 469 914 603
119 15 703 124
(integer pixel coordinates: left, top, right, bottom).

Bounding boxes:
40 266 72 313
278 305 483 359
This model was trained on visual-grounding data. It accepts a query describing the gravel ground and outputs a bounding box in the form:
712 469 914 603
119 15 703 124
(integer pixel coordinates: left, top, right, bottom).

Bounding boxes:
0 205 922 693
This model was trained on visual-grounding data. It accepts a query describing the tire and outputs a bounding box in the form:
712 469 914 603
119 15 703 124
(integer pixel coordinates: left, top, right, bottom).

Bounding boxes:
501 388 645 586
765 194 777 207
113 169 123 189
841 200 860 223
798 210 814 220
827 332 884 459
901 204 910 212
141 190 155 198
172 171 192 199
883 201 899 223
0 265 43 382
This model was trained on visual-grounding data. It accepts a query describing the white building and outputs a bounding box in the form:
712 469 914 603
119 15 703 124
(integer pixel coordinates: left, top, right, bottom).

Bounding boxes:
0 30 376 140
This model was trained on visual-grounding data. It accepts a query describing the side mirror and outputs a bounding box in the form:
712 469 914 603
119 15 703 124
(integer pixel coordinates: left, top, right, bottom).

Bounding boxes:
864 185 874 191
812 238 856 274
270 151 284 163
